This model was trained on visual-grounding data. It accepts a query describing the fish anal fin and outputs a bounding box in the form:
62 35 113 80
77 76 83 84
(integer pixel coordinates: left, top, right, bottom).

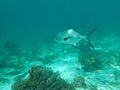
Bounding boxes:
87 38 95 50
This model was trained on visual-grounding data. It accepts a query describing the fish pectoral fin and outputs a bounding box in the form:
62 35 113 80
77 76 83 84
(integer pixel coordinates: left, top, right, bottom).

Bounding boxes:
72 44 79 49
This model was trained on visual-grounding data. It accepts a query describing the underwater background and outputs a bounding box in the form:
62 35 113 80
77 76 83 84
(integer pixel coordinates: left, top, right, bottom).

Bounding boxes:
0 0 120 90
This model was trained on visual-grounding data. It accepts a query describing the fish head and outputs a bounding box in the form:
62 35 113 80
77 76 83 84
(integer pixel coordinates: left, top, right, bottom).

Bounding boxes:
55 29 82 45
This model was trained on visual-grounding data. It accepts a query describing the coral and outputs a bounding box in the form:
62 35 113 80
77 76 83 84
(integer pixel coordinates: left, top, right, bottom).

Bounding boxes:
12 66 75 90
89 84 98 90
73 76 98 90
73 76 87 89
79 51 102 72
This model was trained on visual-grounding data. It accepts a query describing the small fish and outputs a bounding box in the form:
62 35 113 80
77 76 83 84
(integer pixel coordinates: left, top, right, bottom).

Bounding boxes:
55 26 99 51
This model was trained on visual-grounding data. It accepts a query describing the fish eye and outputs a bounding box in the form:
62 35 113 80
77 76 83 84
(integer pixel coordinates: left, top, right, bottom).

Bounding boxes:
63 37 70 41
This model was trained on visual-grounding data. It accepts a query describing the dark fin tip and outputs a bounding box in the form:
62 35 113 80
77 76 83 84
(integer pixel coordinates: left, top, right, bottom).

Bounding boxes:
87 38 95 50
87 26 99 37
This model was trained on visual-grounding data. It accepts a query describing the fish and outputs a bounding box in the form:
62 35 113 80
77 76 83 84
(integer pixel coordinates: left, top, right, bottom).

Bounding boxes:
55 26 99 51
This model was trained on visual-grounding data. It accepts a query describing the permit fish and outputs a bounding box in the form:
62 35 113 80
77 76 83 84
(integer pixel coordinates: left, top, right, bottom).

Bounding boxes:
55 26 99 51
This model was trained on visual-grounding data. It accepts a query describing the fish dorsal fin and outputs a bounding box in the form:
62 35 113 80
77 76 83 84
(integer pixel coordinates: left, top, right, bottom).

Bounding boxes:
87 26 99 37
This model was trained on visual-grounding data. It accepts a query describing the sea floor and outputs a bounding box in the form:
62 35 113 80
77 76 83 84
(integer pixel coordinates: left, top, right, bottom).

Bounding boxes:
0 33 120 90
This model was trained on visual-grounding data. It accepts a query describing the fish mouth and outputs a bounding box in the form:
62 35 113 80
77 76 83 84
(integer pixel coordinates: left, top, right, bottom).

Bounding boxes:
55 36 59 42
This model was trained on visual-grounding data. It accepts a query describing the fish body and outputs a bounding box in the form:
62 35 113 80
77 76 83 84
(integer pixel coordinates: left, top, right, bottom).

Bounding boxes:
55 26 98 50
56 29 85 46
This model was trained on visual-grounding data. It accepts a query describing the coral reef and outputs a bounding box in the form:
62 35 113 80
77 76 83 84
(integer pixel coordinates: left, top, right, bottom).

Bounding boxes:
0 34 120 90
12 66 75 90
73 76 87 89
79 51 102 72
73 76 98 90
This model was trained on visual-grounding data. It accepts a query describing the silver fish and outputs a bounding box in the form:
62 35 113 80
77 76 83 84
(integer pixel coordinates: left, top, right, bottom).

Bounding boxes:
55 26 98 51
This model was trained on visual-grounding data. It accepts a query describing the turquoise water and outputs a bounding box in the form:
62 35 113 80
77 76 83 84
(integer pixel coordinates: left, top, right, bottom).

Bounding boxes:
0 0 120 90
